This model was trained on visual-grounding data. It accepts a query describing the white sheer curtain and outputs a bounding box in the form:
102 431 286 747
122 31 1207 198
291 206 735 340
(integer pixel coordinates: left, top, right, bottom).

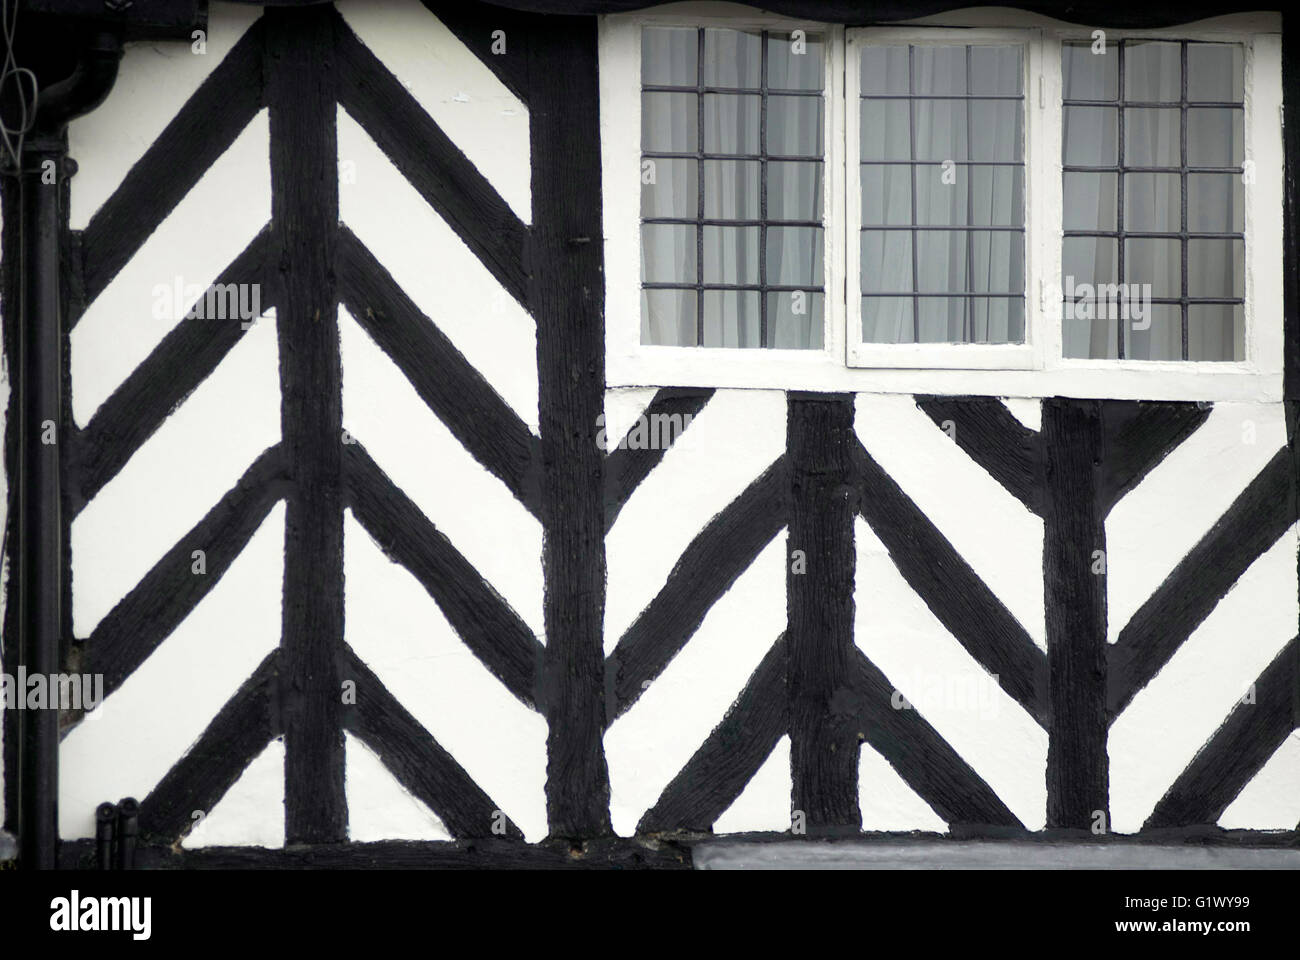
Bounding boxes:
860 43 1025 344
1062 40 1243 361
640 27 825 348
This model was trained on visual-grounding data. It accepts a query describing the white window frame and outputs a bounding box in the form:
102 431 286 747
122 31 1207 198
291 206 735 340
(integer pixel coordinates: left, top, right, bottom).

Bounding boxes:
846 26 1044 371
599 8 1283 402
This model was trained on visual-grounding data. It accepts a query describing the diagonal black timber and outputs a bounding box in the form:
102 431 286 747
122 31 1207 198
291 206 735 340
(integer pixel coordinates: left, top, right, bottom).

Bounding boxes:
1108 446 1295 720
607 458 789 720
342 647 525 839
603 387 714 534
637 638 788 834
337 227 540 515
1097 401 1211 513
267 6 347 845
70 227 276 513
139 651 280 845
335 13 529 309
788 394 860 831
530 16 613 838
916 396 1043 514
422 0 532 104
851 649 1023 829
1145 637 1300 829
78 19 265 310
850 441 1048 724
343 443 542 708
82 446 288 700
1042 398 1108 830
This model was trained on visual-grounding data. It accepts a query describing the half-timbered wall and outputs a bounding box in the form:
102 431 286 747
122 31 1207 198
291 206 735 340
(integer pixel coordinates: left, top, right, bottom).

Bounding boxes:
3 0 1297 864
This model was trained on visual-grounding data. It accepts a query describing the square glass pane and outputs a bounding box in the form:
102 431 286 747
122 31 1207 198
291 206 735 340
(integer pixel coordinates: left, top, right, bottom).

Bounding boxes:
862 296 914 342
969 166 1024 227
1123 172 1181 232
1062 305 1118 359
913 45 967 95
1063 107 1117 165
641 223 697 282
1188 238 1244 297
1187 108 1244 167
766 226 824 285
915 230 967 292
1188 173 1244 233
702 290 761 347
642 27 698 86
642 92 698 152
913 99 967 161
860 230 913 292
768 291 824 348
641 158 697 218
767 32 824 90
969 100 1023 161
702 225 759 283
767 95 823 156
1124 237 1181 298
860 100 912 160
768 161 823 221
1188 303 1244 360
703 28 761 88
1064 172 1117 231
1125 41 1181 102
1125 108 1181 167
1064 236 1118 286
970 45 1023 96
969 231 1024 294
913 163 963 226
917 296 969 343
703 159 759 219
704 94 760 153
641 289 697 345
971 297 1025 343
859 45 910 95
861 164 913 225
1125 303 1182 361
1187 43 1244 102
1063 41 1118 101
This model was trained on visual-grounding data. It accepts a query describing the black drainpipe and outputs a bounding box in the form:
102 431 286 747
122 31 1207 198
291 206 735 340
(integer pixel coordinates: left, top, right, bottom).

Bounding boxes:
13 30 122 871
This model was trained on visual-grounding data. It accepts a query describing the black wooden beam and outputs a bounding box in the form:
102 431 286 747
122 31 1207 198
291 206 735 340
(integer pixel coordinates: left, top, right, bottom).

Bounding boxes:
1097 400 1211 513
787 394 860 832
915 396 1042 514
606 458 788 720
637 637 789 834
851 440 1048 724
851 649 1023 830
421 1 532 104
335 13 530 309
138 651 280 845
81 445 288 700
1108 447 1295 719
528 14 613 838
1144 636 1299 829
342 647 525 839
343 442 543 709
337 227 541 515
1041 398 1108 831
603 387 714 533
70 227 275 513
78 19 264 309
266 6 347 845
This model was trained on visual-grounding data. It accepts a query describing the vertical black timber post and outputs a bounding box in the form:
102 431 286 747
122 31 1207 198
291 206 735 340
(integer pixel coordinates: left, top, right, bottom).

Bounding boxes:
1283 15 1299 403
1042 398 1108 831
528 16 613 838
787 393 860 833
265 7 347 844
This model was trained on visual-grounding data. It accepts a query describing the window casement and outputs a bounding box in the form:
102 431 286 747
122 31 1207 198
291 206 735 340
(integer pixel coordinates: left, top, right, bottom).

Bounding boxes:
598 12 1283 401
